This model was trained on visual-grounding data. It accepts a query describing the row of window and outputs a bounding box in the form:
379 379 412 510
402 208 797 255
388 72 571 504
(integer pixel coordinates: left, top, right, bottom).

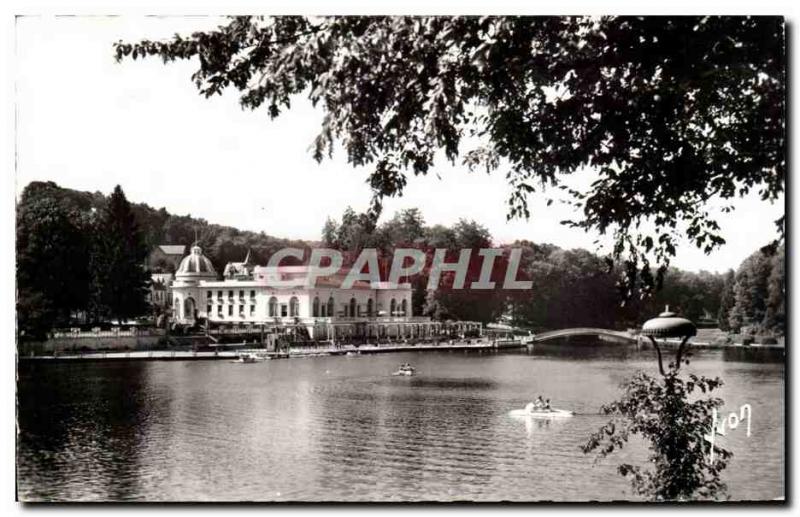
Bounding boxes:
268 297 300 318
207 304 257 317
195 295 410 319
208 290 256 300
310 297 407 318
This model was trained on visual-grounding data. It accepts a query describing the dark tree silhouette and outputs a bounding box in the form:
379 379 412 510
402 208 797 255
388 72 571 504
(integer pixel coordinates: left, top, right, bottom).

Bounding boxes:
16 184 93 339
94 185 152 324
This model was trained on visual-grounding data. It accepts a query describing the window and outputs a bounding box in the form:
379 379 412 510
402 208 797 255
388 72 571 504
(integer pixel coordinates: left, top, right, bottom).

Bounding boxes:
228 305 233 316
217 305 223 314
350 298 357 318
401 299 408 316
217 291 223 299
250 305 255 315
268 297 277 317
228 290 234 299
239 304 245 316
239 290 244 299
207 291 212 298
390 299 397 316
367 298 374 317
280 304 288 317
289 297 299 317
207 305 212 314
313 297 320 317
250 290 255 299
327 297 335 317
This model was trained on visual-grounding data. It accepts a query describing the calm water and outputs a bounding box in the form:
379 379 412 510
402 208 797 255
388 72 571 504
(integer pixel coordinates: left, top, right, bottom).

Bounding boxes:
17 344 785 502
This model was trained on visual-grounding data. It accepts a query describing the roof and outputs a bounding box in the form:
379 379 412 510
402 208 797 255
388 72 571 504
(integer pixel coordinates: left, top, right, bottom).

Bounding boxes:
158 245 186 256
176 245 217 277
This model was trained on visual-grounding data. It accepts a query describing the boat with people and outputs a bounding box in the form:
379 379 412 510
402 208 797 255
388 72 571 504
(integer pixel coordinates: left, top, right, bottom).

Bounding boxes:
392 363 416 376
509 397 573 418
232 352 267 363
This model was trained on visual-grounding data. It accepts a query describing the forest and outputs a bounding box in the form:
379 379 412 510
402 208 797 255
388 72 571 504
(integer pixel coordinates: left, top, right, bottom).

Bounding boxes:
16 181 785 340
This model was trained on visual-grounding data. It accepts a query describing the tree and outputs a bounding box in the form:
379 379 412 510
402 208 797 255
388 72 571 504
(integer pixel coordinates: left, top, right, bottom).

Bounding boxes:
583 347 732 501
116 15 785 296
321 217 339 247
728 249 772 333
763 246 785 333
16 184 93 338
94 186 152 324
716 270 736 331
381 208 427 246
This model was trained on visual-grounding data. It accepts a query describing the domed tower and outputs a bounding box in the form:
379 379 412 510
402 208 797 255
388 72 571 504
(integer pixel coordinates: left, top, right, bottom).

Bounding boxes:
172 244 217 324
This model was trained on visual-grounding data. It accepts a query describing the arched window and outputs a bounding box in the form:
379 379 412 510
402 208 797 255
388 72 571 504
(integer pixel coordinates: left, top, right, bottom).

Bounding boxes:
290 296 299 317
401 299 408 316
349 298 357 318
390 298 397 316
327 297 335 317
268 296 277 317
312 296 320 317
367 298 374 317
184 297 195 319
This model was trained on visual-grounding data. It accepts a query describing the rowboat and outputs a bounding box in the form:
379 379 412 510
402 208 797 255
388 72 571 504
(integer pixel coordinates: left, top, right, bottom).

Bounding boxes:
508 407 574 418
232 352 266 363
392 365 416 376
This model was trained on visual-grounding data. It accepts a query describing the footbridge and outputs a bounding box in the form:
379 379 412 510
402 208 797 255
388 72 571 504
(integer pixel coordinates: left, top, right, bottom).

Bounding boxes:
530 328 638 343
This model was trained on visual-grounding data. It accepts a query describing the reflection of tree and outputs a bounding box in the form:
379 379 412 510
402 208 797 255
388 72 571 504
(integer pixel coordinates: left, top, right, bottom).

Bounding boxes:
17 363 152 500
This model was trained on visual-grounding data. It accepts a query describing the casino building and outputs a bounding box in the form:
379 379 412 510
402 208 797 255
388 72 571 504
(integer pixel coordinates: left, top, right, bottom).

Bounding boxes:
168 244 480 341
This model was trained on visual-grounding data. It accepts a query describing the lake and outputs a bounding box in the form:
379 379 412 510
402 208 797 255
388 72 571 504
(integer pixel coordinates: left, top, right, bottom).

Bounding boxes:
16 343 785 502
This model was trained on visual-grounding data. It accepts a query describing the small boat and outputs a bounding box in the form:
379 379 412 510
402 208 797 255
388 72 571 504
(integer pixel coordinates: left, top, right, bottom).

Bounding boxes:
392 365 416 376
232 352 264 363
508 406 574 418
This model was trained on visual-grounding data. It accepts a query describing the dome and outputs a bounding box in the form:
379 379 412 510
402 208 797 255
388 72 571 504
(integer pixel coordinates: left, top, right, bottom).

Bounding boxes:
176 244 217 279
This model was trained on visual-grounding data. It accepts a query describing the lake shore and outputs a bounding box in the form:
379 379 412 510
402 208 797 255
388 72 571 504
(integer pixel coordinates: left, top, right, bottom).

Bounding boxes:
17 335 784 362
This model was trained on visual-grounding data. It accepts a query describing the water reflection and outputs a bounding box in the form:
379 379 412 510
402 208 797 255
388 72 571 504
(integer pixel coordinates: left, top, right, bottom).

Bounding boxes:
17 343 784 502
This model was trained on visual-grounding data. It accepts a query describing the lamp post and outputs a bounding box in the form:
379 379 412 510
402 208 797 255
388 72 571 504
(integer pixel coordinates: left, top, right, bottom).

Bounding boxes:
641 306 697 376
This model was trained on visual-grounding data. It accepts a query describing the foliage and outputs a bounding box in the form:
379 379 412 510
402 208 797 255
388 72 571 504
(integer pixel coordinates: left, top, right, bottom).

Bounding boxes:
115 15 785 297
93 186 152 323
763 248 785 332
16 180 784 336
323 206 505 323
16 183 94 338
727 245 785 334
583 355 732 501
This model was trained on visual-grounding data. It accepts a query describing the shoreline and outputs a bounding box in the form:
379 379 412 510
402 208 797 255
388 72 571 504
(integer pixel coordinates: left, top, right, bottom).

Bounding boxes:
17 337 784 363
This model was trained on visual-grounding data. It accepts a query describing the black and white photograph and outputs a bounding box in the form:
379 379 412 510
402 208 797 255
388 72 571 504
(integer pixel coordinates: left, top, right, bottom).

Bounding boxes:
7 3 790 505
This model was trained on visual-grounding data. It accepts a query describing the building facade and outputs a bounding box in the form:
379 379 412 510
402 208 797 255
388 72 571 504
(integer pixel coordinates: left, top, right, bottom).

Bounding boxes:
170 245 430 340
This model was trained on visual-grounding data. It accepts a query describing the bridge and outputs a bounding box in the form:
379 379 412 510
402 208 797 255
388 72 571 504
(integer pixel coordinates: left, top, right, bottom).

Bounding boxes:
530 328 639 344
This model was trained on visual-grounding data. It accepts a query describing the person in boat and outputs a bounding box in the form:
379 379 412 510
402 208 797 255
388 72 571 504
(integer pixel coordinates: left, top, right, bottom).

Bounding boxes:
533 396 545 409
544 399 552 411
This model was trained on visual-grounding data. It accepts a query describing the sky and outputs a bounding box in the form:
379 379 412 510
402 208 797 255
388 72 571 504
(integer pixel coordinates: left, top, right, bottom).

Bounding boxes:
14 15 785 274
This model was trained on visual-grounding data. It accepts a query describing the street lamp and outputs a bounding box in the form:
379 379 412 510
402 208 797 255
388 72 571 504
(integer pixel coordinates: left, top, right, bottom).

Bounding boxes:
641 306 697 376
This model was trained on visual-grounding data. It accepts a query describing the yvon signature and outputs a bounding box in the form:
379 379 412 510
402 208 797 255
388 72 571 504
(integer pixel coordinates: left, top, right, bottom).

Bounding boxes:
704 404 752 464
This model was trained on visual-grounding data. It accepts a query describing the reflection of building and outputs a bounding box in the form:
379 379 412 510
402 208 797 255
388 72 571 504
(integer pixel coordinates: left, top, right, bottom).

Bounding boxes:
147 244 186 273
171 244 429 340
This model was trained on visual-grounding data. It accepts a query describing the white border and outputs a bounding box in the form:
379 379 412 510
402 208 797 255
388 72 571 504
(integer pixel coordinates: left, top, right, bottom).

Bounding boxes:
2 2 796 515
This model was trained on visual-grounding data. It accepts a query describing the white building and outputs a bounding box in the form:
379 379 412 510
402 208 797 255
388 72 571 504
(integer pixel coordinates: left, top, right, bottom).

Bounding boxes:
170 244 429 340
